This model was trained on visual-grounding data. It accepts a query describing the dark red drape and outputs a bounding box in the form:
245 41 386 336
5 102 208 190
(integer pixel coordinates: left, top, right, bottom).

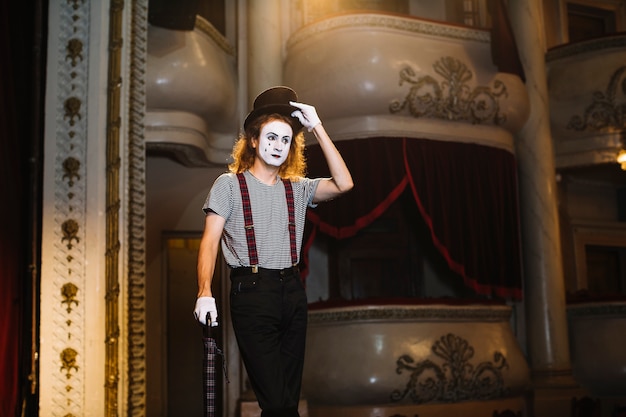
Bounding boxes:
303 137 522 300
1 0 23 413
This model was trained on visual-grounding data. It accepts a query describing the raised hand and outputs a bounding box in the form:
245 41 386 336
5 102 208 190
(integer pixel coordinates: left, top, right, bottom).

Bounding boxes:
290 101 322 132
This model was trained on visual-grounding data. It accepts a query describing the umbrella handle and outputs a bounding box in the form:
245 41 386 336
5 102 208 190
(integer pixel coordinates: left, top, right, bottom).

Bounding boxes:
203 312 214 338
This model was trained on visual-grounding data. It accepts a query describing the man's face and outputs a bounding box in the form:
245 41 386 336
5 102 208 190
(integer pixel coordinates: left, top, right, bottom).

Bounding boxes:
255 119 293 167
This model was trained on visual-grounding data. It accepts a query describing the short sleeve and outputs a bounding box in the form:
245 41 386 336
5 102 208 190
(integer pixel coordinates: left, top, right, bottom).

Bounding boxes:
300 176 321 208
202 173 235 220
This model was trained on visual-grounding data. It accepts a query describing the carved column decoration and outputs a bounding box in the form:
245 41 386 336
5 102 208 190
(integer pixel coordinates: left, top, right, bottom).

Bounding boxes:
104 0 124 415
126 0 148 414
41 0 89 414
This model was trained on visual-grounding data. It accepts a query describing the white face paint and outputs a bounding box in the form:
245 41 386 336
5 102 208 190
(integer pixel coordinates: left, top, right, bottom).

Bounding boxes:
256 120 293 167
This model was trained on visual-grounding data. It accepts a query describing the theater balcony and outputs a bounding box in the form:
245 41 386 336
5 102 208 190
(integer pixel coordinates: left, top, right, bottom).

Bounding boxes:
145 17 238 166
284 12 529 152
547 33 626 171
283 13 532 417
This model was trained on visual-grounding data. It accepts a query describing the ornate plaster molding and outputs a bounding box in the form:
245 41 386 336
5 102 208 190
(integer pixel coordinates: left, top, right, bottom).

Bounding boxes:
48 0 90 414
390 56 509 126
308 304 512 324
288 13 490 51
104 0 124 414
567 301 626 317
391 333 510 403
103 0 149 415
566 65 626 132
546 34 626 62
126 0 148 415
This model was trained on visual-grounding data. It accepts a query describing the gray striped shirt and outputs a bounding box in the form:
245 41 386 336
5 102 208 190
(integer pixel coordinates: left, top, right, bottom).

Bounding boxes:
203 170 321 269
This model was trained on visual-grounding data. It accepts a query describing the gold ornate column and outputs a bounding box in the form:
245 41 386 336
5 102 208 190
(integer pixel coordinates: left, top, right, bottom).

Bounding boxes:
104 0 149 415
104 1 123 414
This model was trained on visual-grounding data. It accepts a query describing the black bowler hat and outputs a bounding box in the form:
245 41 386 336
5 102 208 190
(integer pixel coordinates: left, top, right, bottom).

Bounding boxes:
243 86 303 131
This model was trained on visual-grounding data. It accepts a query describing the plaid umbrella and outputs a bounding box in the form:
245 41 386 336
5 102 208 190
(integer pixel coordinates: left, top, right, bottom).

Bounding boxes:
203 315 228 417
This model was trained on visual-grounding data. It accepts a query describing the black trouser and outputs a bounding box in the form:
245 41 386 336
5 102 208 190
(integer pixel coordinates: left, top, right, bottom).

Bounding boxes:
230 266 307 417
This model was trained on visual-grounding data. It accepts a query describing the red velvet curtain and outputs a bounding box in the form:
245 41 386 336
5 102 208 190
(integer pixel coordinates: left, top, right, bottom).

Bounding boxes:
0 113 22 417
1 1 23 413
303 137 522 300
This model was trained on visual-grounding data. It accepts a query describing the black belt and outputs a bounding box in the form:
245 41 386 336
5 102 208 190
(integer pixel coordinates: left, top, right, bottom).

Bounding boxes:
230 265 300 278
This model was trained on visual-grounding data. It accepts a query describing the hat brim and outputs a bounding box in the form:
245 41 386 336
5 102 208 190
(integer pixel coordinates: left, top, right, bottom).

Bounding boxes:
243 103 303 131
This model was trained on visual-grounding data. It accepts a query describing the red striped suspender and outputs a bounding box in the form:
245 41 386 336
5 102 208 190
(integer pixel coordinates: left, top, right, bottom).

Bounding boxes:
236 173 259 271
236 172 298 270
281 178 298 266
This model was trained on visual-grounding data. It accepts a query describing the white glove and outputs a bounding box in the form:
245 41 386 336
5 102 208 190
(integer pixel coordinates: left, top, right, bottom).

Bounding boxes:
194 296 218 327
290 101 321 132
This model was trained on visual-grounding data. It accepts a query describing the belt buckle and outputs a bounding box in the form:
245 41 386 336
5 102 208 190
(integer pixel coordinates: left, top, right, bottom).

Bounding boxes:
251 265 258 273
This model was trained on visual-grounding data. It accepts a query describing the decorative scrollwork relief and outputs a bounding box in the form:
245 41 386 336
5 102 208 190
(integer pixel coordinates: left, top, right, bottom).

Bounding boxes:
64 97 82 126
60 348 79 379
390 333 509 404
61 283 79 313
567 65 626 131
61 219 80 249
390 56 508 125
66 39 84 67
62 157 81 186
43 0 89 413
67 0 85 11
